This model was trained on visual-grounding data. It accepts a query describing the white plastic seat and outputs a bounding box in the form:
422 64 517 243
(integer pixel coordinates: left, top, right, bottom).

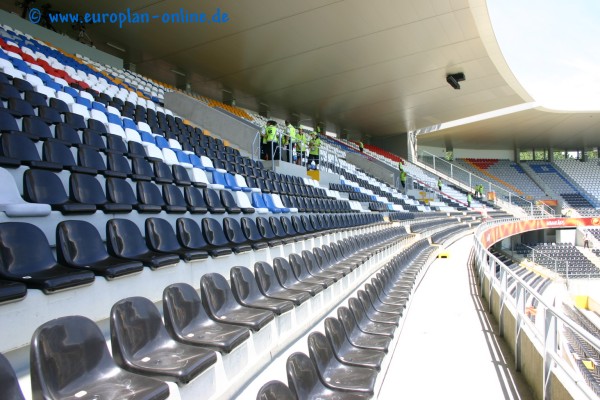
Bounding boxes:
168 139 182 150
144 143 165 161
107 123 126 139
235 191 267 213
0 167 51 217
124 128 142 143
68 103 90 120
137 121 152 134
272 193 297 213
234 174 260 193
90 109 108 124
56 91 75 105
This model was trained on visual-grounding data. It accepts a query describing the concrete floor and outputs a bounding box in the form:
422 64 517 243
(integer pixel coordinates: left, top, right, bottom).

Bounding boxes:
377 235 535 400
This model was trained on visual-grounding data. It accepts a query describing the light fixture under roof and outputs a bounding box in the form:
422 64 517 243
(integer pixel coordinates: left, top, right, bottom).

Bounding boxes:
170 69 186 77
105 42 126 52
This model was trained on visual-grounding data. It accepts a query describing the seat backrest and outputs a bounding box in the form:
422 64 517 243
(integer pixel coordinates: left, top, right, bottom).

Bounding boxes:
110 296 169 365
106 178 138 206
70 173 108 206
30 316 116 399
307 332 335 375
162 184 187 208
0 222 57 274
223 217 247 245
163 282 206 337
2 133 41 163
280 217 296 236
323 317 347 353
106 218 148 258
273 257 297 286
22 116 52 140
203 188 224 209
200 273 236 317
153 160 174 182
289 253 309 280
256 217 277 240
313 247 331 269
291 215 306 235
201 218 230 247
269 217 287 238
0 352 25 400
337 306 359 335
184 186 208 209
176 217 209 249
0 167 26 204
145 217 180 253
241 217 263 241
254 261 279 294
251 192 268 208
286 352 324 400
230 266 263 303
256 380 295 400
56 220 109 266
220 190 241 211
137 181 165 207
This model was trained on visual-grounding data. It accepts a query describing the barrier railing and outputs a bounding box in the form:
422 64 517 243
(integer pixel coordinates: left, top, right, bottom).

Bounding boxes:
418 151 555 217
473 219 600 399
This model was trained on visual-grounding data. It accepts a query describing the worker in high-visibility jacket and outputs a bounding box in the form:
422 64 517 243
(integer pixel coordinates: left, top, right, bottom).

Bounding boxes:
262 121 278 160
296 129 308 165
308 132 321 167
283 120 296 162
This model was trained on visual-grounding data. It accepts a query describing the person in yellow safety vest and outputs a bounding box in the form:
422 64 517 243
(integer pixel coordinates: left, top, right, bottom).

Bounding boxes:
283 120 296 162
308 132 321 166
400 170 407 189
263 121 278 160
359 141 364 153
296 129 307 165
398 161 403 172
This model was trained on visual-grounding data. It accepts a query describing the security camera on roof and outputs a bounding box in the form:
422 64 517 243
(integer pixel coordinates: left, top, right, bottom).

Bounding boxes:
446 73 466 90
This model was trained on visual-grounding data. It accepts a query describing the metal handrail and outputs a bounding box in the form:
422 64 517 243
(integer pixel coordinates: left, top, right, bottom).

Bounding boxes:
473 219 600 399
418 151 555 217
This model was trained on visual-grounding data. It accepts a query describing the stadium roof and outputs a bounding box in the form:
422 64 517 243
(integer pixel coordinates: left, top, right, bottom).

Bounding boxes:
20 0 600 149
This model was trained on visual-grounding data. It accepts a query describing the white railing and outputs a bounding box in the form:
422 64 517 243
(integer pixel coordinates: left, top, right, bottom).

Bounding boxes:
473 219 600 399
418 151 555 218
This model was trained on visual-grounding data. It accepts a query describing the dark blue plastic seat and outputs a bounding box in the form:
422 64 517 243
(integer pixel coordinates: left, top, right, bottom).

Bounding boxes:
106 218 180 269
57 220 143 279
145 217 208 261
176 217 232 257
0 222 95 293
273 257 323 296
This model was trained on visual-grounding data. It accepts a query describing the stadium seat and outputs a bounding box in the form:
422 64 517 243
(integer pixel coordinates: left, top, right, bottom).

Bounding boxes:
183 186 209 213
256 380 295 400
324 317 385 370
240 217 272 248
21 116 53 141
0 352 26 400
220 189 244 214
56 220 143 279
106 218 180 269
230 266 294 315
70 173 133 213
135 181 167 213
162 282 250 353
203 187 226 213
176 217 232 257
337 307 391 352
145 217 208 262
160 184 188 213
273 257 323 296
110 296 217 384
0 167 51 217
286 352 371 400
200 273 275 331
307 331 377 395
255 217 284 246
347 298 395 337
202 217 243 253
0 133 60 169
30 315 170 400
224 217 268 251
0 222 95 293
355 291 400 326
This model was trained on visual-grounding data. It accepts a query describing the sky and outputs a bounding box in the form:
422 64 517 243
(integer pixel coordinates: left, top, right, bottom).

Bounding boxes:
487 0 600 111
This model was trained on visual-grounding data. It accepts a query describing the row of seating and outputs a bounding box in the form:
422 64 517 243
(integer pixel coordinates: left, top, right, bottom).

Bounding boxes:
256 239 435 399
0 214 411 399
0 212 392 298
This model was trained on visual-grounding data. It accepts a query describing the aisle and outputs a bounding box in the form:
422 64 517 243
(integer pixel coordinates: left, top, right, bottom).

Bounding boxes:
377 235 534 400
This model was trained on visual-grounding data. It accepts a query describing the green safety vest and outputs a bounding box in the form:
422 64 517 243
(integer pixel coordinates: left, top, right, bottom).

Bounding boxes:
285 125 296 145
265 125 277 142
309 137 321 155
400 171 407 182
297 134 307 151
